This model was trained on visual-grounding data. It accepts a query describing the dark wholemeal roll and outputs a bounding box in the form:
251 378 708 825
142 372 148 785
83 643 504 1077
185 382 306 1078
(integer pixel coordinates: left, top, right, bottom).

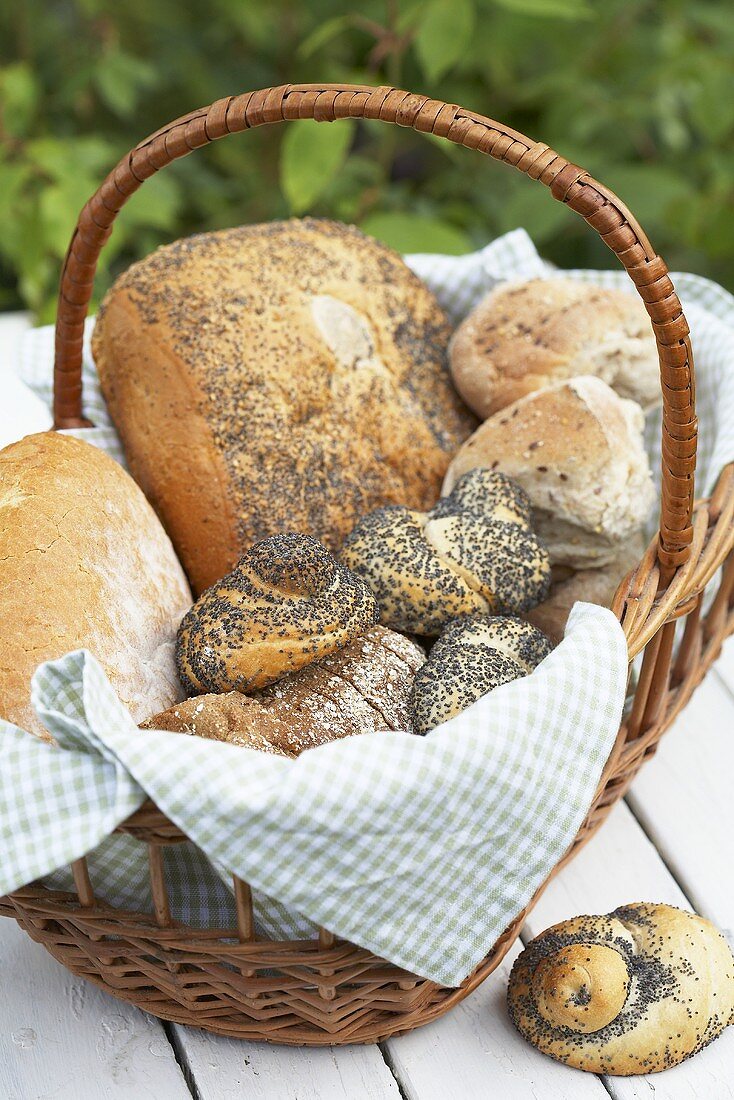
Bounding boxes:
147 625 425 752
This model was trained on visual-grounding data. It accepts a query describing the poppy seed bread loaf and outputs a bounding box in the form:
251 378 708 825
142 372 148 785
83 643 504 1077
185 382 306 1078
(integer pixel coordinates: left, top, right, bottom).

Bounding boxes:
341 469 550 635
450 278 660 419
410 615 552 734
176 533 379 695
147 625 425 752
92 218 476 594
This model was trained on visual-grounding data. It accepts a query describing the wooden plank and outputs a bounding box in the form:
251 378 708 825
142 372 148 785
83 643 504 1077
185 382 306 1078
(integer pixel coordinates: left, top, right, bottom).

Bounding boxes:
524 800 734 1100
383 941 608 1099
168 1022 402 1100
0 917 190 1100
627 670 734 940
714 635 734 698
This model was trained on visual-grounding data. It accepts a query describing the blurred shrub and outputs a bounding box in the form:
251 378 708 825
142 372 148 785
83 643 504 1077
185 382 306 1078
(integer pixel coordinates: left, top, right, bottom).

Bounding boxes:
1 0 732 320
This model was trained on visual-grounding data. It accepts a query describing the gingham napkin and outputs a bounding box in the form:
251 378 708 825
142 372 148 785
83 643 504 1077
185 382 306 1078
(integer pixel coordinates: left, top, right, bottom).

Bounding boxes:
1 605 625 985
3 229 733 985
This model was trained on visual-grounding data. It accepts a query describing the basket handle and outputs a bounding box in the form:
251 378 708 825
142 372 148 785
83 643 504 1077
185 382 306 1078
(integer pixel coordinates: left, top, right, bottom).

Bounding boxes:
53 83 697 576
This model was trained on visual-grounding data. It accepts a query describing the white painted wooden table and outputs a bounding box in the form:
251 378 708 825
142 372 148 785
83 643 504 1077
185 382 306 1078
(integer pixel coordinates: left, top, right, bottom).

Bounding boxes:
1 312 732 1099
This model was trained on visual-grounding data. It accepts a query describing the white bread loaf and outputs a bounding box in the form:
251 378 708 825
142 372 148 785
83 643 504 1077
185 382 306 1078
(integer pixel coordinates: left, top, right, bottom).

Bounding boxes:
443 376 655 569
0 432 192 740
450 278 660 419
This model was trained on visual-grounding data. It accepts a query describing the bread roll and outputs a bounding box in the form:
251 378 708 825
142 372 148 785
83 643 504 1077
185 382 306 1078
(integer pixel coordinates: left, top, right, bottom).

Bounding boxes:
525 534 647 643
342 470 550 636
144 625 425 751
0 432 191 740
444 376 655 569
450 278 660 419
176 533 379 695
92 218 476 594
508 903 734 1074
410 615 552 734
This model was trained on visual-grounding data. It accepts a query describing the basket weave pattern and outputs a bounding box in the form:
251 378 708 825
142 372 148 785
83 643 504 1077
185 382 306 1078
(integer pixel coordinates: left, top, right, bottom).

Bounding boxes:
2 84 733 1045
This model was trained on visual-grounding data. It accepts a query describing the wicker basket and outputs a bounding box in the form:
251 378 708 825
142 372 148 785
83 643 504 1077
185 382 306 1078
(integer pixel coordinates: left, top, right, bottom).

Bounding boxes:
2 84 733 1046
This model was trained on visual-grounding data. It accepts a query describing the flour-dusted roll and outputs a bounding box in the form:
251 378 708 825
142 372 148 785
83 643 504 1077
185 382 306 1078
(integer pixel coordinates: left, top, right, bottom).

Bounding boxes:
450 278 660 419
146 625 425 752
176 533 379 694
342 469 550 636
0 432 192 741
92 218 476 594
508 903 734 1074
444 376 655 570
410 615 552 734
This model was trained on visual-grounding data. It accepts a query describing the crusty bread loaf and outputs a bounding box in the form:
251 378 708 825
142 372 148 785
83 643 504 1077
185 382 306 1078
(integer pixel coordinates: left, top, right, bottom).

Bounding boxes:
450 278 660 419
176 533 378 694
410 615 552 734
0 432 192 740
342 470 550 635
508 903 734 1074
92 218 476 594
444 376 655 569
144 625 425 751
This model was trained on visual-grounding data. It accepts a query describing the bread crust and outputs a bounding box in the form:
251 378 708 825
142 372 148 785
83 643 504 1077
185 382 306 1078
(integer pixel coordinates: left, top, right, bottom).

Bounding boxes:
450 278 660 419
443 376 654 569
93 218 476 593
0 432 192 740
144 625 425 751
508 903 734 1074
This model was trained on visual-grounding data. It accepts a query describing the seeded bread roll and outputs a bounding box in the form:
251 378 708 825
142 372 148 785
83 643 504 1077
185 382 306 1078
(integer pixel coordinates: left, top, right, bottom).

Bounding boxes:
410 615 552 734
145 625 425 751
444 376 655 570
0 432 192 742
92 218 476 594
507 903 734 1074
450 278 660 419
342 469 550 636
176 533 379 694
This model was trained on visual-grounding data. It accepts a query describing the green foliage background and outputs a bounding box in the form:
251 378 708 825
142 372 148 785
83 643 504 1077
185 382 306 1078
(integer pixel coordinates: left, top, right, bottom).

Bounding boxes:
2 0 733 321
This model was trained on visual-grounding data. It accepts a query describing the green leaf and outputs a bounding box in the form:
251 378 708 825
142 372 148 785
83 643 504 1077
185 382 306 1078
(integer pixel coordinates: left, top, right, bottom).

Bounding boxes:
602 165 690 228
498 183 570 242
489 0 592 18
280 119 356 214
360 212 471 254
0 62 39 136
298 15 352 58
94 52 157 118
118 172 181 232
415 0 475 82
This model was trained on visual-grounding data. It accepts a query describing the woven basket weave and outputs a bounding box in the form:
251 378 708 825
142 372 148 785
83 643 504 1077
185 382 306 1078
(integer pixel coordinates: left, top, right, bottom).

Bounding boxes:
2 84 733 1045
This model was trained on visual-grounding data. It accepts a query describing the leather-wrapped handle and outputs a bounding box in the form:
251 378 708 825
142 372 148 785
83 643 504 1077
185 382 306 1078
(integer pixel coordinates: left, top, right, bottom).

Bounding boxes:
53 83 697 574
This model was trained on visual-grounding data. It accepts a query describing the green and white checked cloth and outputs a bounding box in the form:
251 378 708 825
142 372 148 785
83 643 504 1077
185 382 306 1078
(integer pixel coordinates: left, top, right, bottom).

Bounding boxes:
2 604 626 986
3 229 733 985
